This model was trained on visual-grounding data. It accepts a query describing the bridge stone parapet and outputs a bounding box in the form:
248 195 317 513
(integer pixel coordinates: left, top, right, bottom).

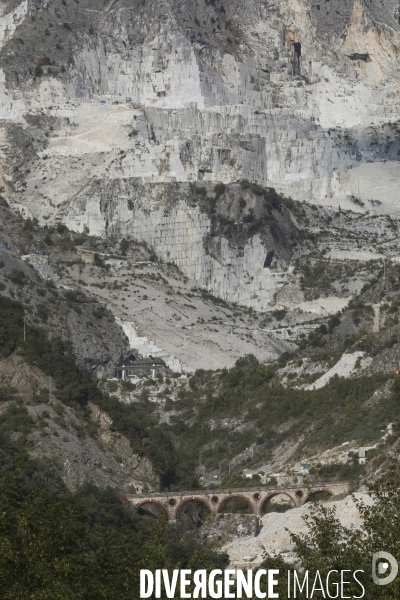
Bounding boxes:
124 482 349 521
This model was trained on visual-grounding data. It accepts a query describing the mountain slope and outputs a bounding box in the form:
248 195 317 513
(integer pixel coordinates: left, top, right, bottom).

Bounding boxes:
0 0 400 323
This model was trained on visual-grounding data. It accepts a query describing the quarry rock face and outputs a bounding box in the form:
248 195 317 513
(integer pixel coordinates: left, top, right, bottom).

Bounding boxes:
199 513 262 543
0 0 400 308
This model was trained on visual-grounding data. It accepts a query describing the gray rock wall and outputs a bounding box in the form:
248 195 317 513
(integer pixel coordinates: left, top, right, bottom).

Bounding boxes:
0 0 400 309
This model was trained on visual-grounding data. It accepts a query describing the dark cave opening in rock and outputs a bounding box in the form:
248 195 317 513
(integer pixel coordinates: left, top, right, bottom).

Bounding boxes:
264 250 274 268
292 42 302 76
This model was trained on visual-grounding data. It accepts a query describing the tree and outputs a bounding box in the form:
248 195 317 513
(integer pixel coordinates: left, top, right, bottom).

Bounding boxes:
260 471 400 598
392 377 400 406
0 449 227 599
235 354 259 368
120 238 129 255
34 64 43 77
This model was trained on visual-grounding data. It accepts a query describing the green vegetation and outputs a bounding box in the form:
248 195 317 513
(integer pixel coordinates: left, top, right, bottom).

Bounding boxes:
0 295 176 484
295 258 364 301
0 419 226 598
220 497 252 514
0 294 102 408
193 185 207 197
160 359 394 485
34 63 43 77
220 474 263 489
0 294 397 493
23 217 39 231
93 253 108 269
260 473 400 598
120 238 129 255
317 462 364 484
0 295 228 598
7 269 26 286
92 304 108 320
240 180 282 212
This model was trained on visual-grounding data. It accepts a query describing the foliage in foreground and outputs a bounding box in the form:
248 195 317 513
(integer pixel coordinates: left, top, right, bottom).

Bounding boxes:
0 289 228 598
261 467 400 598
0 430 227 599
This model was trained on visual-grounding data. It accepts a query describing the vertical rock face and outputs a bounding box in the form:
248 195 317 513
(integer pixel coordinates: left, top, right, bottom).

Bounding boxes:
0 1 28 51
0 0 399 307
58 179 287 309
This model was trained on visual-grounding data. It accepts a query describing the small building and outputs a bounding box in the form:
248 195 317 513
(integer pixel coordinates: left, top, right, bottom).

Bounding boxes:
358 447 366 465
115 353 167 380
81 252 94 264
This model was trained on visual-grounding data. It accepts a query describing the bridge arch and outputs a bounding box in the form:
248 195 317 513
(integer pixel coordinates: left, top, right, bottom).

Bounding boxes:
260 492 296 515
137 499 168 517
303 488 333 505
217 494 254 515
174 497 212 521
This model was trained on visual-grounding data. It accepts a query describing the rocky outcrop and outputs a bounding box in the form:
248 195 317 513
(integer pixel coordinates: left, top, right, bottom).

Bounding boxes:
199 514 261 544
225 493 374 568
0 353 47 400
89 401 156 486
25 399 156 491
0 356 157 491
0 203 129 373
0 0 399 311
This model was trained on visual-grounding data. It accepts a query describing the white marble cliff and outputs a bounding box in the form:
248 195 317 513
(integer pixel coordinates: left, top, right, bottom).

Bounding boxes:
0 0 400 309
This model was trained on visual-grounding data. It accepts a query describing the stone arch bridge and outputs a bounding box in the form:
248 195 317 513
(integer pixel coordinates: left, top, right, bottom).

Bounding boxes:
124 483 349 521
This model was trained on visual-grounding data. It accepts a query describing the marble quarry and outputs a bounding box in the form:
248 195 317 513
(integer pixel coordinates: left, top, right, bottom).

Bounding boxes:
0 0 400 312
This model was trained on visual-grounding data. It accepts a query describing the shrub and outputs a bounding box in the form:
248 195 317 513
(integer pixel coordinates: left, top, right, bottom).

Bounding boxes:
92 305 108 319
7 269 26 286
214 183 225 199
37 303 49 322
193 186 207 197
34 64 43 77
120 238 129 255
